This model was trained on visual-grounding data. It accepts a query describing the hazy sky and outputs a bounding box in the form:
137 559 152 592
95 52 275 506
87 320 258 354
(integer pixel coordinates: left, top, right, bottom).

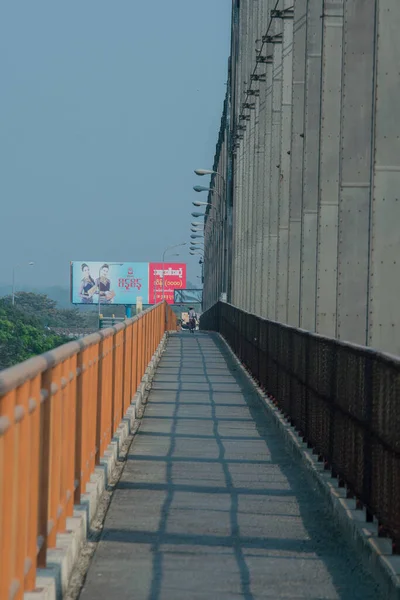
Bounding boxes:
0 1 231 292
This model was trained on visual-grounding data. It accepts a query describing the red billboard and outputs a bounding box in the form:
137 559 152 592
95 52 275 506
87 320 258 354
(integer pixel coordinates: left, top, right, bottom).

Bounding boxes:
149 263 186 304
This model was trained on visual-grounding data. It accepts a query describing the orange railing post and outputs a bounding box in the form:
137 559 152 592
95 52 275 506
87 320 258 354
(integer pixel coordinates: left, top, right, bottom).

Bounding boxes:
132 320 138 398
0 389 17 599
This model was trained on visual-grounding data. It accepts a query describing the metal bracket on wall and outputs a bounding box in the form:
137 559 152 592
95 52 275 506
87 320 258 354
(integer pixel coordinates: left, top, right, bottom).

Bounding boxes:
256 55 273 64
250 74 266 82
262 33 283 44
242 103 256 110
271 7 294 20
320 13 343 19
246 89 260 96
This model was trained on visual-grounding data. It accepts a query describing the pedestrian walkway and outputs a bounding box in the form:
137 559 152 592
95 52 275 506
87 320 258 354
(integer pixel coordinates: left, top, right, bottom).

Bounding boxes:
80 333 381 600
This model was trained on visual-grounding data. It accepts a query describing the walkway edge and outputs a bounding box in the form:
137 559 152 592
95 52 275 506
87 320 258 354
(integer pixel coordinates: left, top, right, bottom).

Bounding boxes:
25 333 169 600
216 332 400 600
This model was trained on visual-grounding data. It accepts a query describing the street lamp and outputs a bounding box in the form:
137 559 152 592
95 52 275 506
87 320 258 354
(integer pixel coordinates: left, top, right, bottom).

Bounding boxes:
193 185 222 197
195 169 227 307
192 201 208 207
162 242 186 300
194 169 215 176
12 262 35 305
194 169 226 185
191 212 205 218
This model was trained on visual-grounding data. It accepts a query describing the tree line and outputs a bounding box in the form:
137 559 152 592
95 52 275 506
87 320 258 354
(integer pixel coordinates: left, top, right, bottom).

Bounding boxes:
0 292 96 370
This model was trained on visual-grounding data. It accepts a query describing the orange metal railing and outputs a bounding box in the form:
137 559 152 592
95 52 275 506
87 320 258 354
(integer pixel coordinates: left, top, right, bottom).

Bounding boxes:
0 302 176 600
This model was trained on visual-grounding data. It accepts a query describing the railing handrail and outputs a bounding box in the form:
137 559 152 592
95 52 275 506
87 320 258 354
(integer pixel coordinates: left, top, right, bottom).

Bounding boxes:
0 302 164 396
219 301 400 367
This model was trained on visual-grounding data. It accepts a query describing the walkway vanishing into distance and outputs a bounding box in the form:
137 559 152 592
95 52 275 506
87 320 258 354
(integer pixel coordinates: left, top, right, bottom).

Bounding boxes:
80 333 381 600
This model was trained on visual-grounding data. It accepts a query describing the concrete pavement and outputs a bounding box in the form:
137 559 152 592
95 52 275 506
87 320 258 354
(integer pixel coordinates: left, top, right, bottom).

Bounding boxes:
80 332 382 599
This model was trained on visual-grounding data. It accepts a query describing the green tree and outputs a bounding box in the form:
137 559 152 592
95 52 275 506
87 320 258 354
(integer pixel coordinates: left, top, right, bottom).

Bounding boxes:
4 292 96 328
0 299 69 370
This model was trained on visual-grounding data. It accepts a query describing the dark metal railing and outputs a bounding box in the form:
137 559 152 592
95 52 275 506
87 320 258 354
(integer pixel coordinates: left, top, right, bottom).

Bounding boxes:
201 302 400 550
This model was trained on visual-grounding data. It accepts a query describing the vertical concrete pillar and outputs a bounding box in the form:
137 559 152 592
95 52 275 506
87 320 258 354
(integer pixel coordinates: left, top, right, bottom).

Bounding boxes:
287 0 307 326
337 0 376 345
252 0 265 315
246 1 256 313
246 3 256 313
276 2 294 323
240 0 250 310
316 0 344 337
267 16 283 319
260 28 273 319
368 0 400 354
299 0 323 331
234 1 247 308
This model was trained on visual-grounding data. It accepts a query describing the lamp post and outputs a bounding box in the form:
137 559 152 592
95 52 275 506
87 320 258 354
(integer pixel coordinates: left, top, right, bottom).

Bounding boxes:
12 262 35 305
162 243 186 301
193 184 225 305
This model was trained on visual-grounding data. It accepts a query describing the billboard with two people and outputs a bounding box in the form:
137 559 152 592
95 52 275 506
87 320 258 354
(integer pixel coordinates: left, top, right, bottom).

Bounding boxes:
70 261 186 305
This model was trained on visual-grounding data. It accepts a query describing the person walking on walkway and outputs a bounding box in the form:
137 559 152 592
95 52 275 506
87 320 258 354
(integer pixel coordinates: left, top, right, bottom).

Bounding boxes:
188 307 196 333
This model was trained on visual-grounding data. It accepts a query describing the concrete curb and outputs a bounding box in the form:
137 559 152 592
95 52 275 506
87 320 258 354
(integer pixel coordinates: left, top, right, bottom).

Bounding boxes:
25 333 168 600
133 332 167 414
216 332 400 600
